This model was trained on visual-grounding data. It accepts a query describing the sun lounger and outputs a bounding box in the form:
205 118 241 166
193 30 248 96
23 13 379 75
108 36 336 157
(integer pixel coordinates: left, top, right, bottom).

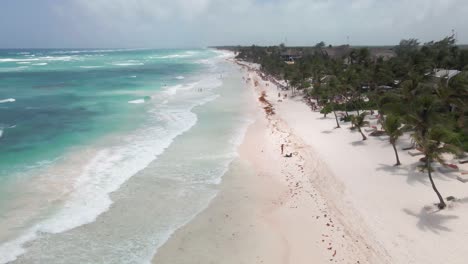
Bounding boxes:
364 128 376 132
408 150 424 157
402 146 414 151
459 160 468 164
446 164 459 170
457 173 468 183
438 166 458 173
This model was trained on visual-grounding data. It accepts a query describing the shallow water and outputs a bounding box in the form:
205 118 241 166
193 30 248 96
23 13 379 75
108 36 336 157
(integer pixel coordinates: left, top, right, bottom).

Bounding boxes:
0 49 252 263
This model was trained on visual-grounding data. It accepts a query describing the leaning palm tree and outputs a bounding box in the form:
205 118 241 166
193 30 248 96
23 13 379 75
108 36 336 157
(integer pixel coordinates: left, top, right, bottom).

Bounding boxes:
328 76 343 128
351 112 369 140
412 126 460 209
383 114 403 166
406 93 462 209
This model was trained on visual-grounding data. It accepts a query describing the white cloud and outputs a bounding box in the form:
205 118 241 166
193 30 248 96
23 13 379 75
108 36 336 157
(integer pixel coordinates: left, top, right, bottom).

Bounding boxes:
50 0 468 47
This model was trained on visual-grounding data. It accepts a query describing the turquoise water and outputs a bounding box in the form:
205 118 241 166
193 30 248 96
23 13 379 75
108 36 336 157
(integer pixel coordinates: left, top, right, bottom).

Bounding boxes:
0 49 205 177
0 49 253 263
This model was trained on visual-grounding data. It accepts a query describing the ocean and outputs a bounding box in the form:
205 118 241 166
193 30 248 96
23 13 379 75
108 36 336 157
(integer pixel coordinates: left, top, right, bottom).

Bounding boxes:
0 48 253 263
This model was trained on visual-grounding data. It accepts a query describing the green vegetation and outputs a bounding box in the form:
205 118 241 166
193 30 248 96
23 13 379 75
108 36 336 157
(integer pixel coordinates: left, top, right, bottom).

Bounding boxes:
351 113 369 141
383 115 403 166
232 36 468 209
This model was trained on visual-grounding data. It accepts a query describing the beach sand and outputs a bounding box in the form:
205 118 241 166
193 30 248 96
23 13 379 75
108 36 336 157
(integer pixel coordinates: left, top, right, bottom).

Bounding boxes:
153 62 468 264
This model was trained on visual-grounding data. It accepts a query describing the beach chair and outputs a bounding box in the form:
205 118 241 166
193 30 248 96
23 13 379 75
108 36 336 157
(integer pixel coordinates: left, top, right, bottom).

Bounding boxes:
446 164 459 170
438 166 459 174
402 145 415 150
457 173 468 183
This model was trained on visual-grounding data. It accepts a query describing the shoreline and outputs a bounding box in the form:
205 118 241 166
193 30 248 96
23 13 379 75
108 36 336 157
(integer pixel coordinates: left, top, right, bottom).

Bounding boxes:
152 58 468 264
0 51 251 264
152 61 384 263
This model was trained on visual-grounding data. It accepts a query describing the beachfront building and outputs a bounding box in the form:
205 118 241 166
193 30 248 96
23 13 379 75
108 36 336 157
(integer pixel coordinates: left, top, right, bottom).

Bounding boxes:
432 68 461 80
280 50 303 64
370 48 397 61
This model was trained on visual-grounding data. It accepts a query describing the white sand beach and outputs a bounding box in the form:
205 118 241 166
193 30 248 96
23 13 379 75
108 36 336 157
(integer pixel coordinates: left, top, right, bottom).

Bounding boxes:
153 61 468 264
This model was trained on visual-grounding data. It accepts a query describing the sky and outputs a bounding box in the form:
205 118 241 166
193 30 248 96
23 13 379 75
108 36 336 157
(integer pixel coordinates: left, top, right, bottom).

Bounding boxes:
1 0 467 48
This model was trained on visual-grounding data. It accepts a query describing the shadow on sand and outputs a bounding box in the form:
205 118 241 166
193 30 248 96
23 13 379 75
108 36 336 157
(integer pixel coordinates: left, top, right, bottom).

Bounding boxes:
403 208 458 234
351 140 366 146
376 163 453 186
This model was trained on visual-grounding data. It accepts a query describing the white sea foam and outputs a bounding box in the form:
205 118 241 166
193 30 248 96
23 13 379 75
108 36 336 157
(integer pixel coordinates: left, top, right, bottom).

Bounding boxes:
151 51 196 60
164 84 183 96
0 56 80 64
0 107 201 262
0 129 3 139
163 81 202 96
0 58 37 63
0 74 225 261
0 98 16 103
39 56 79 62
0 52 240 263
175 76 185 80
32 63 47 66
128 99 145 104
112 62 144 66
50 48 145 55
79 66 103 69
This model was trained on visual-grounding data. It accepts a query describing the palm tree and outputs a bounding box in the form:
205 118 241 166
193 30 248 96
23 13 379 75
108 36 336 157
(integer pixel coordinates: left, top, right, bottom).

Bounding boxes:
412 126 460 209
383 115 403 166
328 76 342 128
351 113 369 140
436 73 468 130
406 94 462 209
320 104 332 118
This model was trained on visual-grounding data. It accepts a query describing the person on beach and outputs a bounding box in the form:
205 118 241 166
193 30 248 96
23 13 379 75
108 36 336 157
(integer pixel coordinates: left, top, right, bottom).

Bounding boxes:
278 92 281 98
281 144 284 155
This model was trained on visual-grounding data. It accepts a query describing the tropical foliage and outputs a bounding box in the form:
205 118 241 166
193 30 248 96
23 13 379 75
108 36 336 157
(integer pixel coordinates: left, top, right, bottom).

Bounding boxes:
231 36 467 209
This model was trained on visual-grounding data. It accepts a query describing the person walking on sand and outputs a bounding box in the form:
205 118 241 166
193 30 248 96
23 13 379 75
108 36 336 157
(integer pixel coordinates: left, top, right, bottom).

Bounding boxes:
281 144 284 155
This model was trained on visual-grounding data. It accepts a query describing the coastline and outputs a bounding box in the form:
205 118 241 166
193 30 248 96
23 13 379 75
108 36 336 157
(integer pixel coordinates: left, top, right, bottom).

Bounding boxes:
152 58 468 264
152 61 384 263
0 50 254 263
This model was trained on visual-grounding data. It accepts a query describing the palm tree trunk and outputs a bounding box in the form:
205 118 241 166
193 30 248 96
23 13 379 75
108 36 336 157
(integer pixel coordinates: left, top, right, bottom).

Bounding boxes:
457 112 465 129
358 127 367 140
392 142 401 166
426 157 446 209
333 111 341 128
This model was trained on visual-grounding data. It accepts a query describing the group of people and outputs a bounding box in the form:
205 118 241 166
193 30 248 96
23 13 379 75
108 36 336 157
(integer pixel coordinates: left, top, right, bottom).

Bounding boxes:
278 93 287 99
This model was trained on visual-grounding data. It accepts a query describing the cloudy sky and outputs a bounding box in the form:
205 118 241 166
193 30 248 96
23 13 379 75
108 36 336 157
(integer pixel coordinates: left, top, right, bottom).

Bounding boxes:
1 0 467 48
